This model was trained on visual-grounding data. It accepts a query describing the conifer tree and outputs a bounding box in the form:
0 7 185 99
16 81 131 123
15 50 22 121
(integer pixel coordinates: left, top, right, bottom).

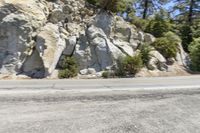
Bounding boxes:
171 0 200 51
134 0 169 19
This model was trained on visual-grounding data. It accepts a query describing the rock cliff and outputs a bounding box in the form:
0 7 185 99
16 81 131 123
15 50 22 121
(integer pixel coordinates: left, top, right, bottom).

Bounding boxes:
0 0 189 78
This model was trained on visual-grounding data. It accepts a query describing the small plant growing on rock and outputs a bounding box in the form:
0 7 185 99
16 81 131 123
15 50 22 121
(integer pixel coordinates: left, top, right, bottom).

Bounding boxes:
115 54 143 77
58 56 78 79
151 37 178 59
139 44 153 66
86 0 128 13
131 16 149 31
163 31 182 44
145 14 172 38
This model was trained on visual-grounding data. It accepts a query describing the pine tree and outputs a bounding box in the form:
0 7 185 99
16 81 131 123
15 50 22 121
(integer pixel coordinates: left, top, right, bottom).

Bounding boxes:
171 0 200 51
172 0 200 25
134 0 169 19
145 9 172 37
99 0 134 13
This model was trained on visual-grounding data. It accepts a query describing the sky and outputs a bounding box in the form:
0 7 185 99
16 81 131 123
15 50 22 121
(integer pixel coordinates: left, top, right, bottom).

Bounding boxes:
164 1 174 10
134 1 179 18
121 1 180 19
164 1 179 17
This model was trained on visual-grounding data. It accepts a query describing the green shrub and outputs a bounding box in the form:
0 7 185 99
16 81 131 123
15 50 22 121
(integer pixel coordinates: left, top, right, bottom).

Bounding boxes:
115 54 143 76
102 71 109 78
131 16 149 31
58 56 78 79
112 0 128 13
145 15 172 38
139 44 153 66
189 38 200 71
152 37 178 58
179 24 193 52
193 22 200 38
115 56 126 77
102 70 116 78
86 0 128 13
59 56 77 69
59 69 76 79
193 28 200 39
163 31 182 44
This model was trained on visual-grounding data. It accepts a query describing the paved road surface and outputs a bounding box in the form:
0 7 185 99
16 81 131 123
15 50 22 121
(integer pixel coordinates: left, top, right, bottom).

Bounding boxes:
0 76 200 133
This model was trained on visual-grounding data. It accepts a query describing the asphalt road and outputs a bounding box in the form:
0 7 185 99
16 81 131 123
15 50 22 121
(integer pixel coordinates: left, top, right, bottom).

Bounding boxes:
0 76 200 133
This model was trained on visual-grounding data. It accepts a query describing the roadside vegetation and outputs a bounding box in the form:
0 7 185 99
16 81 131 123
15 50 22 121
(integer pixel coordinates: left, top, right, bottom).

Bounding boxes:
139 44 153 66
103 54 144 78
58 56 78 79
86 0 200 73
189 38 200 72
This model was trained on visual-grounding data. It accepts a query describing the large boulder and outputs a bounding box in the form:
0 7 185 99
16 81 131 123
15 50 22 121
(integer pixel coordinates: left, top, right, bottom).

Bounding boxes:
74 32 92 71
144 33 156 44
63 36 77 56
22 50 45 78
112 40 135 56
113 18 132 42
49 9 65 23
148 50 167 71
36 23 66 77
0 0 48 74
74 23 125 73
87 25 113 71
93 11 113 36
105 38 125 60
176 43 189 67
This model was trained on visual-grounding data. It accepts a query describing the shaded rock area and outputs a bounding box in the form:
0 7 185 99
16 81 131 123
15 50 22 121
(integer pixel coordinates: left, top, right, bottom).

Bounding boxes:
0 0 189 79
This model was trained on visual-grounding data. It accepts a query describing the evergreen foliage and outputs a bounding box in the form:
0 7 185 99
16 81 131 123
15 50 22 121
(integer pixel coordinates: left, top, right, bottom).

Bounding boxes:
163 31 182 44
171 0 200 51
85 0 200 73
189 38 200 71
58 56 78 79
134 0 169 19
115 54 143 76
86 0 132 13
145 13 172 37
152 37 178 59
139 44 153 66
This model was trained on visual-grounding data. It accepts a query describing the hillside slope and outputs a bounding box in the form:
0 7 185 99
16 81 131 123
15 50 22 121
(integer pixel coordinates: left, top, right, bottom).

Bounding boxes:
0 0 189 79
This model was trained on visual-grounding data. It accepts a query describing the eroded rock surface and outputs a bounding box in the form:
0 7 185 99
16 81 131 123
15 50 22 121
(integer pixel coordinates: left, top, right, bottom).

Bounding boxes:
0 0 48 76
0 0 189 78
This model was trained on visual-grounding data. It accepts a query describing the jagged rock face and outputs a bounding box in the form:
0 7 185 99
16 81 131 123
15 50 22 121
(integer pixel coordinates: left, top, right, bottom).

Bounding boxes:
148 50 167 71
35 23 66 77
176 43 189 67
0 0 48 75
0 0 188 78
0 0 67 78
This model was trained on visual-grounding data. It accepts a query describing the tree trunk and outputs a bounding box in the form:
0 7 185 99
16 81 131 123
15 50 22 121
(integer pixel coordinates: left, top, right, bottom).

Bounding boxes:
188 0 194 25
101 0 110 10
143 0 149 19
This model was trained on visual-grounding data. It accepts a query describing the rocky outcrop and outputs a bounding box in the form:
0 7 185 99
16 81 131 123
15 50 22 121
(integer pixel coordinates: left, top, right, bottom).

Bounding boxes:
147 50 167 71
0 0 189 78
35 23 66 77
0 0 48 75
176 43 189 67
